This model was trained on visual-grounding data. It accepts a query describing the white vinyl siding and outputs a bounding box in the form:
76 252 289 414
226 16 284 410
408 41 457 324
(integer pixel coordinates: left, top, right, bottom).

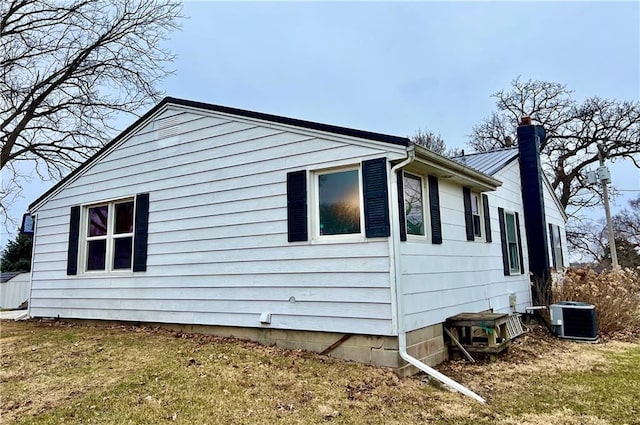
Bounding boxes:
29 107 407 336
398 161 531 331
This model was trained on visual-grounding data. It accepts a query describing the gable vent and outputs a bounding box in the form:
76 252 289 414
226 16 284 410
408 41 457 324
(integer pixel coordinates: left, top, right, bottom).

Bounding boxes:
155 115 182 138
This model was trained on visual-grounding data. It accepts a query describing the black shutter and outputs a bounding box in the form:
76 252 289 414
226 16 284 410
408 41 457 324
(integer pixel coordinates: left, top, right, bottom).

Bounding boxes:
287 170 308 242
428 175 442 244
66 206 80 275
498 207 510 276
397 171 407 242
133 193 150 272
515 212 525 274
482 194 492 243
463 187 474 241
548 223 556 269
363 158 390 238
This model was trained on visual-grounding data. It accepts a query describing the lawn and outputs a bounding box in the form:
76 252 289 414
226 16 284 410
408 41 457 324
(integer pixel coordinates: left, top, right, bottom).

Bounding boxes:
1 320 639 425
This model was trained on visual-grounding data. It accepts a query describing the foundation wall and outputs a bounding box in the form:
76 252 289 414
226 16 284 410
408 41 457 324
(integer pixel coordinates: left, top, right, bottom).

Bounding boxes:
60 319 447 375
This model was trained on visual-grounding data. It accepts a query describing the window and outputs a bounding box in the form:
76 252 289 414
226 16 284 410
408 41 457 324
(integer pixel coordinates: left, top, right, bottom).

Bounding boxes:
85 199 134 271
471 193 482 238
505 212 520 273
549 224 564 270
317 168 362 236
498 207 522 276
403 173 425 236
287 158 390 242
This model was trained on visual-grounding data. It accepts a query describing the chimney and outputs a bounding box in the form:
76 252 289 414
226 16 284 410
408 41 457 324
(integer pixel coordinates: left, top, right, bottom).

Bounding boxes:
517 121 551 291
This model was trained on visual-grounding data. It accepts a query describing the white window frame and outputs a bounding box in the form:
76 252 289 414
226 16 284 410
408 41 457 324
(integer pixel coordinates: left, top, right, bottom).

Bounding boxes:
402 171 429 239
504 211 520 274
81 198 135 274
311 165 365 242
471 192 483 240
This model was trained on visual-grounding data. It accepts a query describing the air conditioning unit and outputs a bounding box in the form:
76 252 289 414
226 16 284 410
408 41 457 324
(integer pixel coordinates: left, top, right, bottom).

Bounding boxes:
550 302 598 341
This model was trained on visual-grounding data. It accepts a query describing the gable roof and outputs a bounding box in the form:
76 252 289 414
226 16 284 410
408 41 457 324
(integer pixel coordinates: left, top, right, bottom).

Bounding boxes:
452 148 519 176
29 97 411 211
167 98 411 146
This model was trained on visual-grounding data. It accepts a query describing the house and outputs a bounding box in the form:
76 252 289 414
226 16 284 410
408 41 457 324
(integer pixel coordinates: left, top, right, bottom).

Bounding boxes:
26 98 568 379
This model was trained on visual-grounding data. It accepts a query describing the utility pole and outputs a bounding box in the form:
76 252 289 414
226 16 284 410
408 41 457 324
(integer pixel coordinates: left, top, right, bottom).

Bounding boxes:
597 143 619 270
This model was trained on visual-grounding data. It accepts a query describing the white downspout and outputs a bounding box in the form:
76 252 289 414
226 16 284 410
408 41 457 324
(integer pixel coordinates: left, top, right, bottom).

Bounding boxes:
388 148 486 404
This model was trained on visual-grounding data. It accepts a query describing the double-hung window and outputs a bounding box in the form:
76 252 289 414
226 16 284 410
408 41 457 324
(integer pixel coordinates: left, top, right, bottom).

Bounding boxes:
317 167 362 237
471 193 482 238
498 207 522 275
505 211 520 273
403 173 425 236
85 199 135 271
463 188 487 241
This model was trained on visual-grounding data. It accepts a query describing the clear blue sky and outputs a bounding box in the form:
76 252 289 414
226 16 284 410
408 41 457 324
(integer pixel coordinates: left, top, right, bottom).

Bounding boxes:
2 0 639 246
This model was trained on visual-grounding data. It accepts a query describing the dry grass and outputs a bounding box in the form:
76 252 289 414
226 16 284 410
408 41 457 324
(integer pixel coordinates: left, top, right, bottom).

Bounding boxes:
553 267 640 333
1 320 639 425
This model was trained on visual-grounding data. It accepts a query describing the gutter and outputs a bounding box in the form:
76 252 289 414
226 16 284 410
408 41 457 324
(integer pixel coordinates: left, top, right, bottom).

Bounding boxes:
388 147 486 404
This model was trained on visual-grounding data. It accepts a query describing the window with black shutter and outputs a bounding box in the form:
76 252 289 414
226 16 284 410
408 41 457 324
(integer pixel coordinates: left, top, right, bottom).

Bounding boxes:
67 194 149 274
296 158 390 241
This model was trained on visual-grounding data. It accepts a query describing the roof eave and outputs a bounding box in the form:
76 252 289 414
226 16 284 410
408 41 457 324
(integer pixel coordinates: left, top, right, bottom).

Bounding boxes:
412 145 502 192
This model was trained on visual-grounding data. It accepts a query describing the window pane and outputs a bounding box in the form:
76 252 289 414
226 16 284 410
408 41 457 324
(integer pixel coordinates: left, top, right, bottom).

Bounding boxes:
553 225 562 249
115 201 134 234
88 206 108 236
87 239 106 270
473 215 482 237
505 213 517 242
472 195 479 215
404 174 424 235
319 170 361 235
113 237 133 269
509 242 519 271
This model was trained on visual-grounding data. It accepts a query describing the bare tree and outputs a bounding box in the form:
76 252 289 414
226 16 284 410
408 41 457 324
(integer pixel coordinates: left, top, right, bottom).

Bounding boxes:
566 218 608 263
613 198 640 247
0 0 182 222
411 129 462 158
568 197 640 267
469 77 640 214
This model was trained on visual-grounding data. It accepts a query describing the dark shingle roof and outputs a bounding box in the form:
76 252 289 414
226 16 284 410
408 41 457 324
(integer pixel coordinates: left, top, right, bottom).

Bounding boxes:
452 148 519 176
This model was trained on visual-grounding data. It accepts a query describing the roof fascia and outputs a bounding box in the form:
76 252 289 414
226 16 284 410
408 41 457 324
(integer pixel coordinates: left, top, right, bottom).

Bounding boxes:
164 97 410 147
411 145 502 192
173 103 409 155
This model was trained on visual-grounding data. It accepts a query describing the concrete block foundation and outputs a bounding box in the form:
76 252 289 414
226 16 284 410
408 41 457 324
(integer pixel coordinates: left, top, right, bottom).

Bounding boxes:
63 319 447 376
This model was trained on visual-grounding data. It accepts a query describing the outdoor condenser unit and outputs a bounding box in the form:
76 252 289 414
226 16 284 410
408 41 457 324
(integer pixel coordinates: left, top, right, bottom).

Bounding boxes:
549 301 598 341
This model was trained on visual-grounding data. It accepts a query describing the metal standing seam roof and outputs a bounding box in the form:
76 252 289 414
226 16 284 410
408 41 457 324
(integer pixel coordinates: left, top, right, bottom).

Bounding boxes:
452 148 519 176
